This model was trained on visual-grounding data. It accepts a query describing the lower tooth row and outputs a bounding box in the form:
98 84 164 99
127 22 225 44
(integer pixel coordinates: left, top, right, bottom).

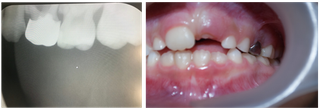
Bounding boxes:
147 49 271 69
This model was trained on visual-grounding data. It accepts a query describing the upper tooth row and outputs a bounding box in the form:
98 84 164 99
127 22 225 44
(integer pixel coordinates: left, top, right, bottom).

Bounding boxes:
147 49 270 70
151 26 275 58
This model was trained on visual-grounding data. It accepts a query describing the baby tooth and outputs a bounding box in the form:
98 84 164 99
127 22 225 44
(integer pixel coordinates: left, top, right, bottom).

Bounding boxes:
257 56 270 65
2 5 26 42
160 51 174 67
221 36 236 49
97 3 141 49
193 50 211 67
147 51 160 67
165 26 195 51
227 48 242 64
242 53 256 64
236 38 250 52
146 45 152 56
153 37 166 50
261 45 274 58
175 51 192 70
211 52 228 64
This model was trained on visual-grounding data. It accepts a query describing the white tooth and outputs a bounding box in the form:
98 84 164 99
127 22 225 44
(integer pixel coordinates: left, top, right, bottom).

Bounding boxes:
193 50 211 67
147 51 160 67
25 5 61 47
236 38 250 52
221 36 236 49
261 45 274 58
2 5 26 42
175 51 192 69
146 45 153 56
153 37 166 50
160 51 174 66
242 53 256 64
165 26 195 51
227 48 242 64
211 52 228 64
58 4 101 51
257 56 270 65
97 3 141 49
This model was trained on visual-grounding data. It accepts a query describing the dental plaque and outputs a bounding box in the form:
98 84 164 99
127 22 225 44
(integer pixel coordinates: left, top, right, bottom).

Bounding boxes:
146 3 284 107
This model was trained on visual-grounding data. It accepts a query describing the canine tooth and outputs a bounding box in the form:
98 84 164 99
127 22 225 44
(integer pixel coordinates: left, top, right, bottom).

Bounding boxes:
175 51 192 69
147 51 160 67
193 50 211 67
261 45 274 58
221 36 236 49
2 5 26 42
146 45 152 56
236 38 250 52
153 37 166 50
257 56 270 65
249 41 261 56
227 48 242 64
242 53 256 64
25 5 60 47
97 3 141 50
160 51 174 66
211 52 228 64
165 26 195 51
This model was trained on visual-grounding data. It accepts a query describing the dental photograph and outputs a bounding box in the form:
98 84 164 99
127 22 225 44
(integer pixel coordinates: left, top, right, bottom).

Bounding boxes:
146 2 318 107
1 2 142 107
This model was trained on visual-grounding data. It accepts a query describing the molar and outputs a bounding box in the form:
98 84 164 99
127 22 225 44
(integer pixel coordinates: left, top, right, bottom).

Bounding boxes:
2 5 26 42
242 53 256 64
221 36 236 49
211 52 228 64
261 45 274 58
193 50 211 67
147 51 160 67
165 26 195 51
257 56 270 65
153 37 166 50
236 38 250 52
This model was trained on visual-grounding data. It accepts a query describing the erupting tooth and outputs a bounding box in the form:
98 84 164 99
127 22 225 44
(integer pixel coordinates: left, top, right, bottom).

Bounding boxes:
193 50 211 67
221 36 236 49
261 45 274 58
227 48 242 64
25 5 61 47
160 51 174 66
257 56 270 65
2 5 26 42
97 3 141 49
175 51 192 69
211 52 228 64
146 45 152 56
58 4 101 51
165 26 195 51
236 38 250 52
147 51 160 67
242 53 256 64
153 37 166 50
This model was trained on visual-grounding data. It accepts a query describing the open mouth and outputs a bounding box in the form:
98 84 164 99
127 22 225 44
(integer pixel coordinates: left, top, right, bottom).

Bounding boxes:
146 3 285 107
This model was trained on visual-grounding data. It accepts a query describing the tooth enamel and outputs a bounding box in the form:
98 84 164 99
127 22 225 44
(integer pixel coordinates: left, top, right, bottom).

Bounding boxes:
25 5 61 47
257 56 270 65
146 45 153 56
211 52 228 64
2 5 26 42
221 36 236 49
193 50 211 67
175 51 192 69
165 26 195 51
227 48 242 64
242 53 256 64
153 37 166 50
261 45 274 58
58 4 101 51
236 38 250 52
147 51 160 67
97 3 141 49
160 51 174 66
